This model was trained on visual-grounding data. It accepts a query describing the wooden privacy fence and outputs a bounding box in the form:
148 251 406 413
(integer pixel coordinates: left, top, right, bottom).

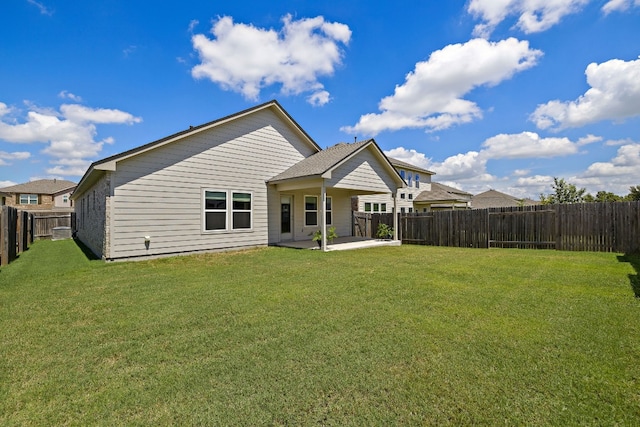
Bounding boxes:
398 202 640 253
353 212 394 238
0 206 34 266
32 212 72 239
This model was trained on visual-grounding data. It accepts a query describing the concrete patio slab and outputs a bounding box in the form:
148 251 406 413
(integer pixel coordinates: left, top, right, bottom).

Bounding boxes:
276 236 401 251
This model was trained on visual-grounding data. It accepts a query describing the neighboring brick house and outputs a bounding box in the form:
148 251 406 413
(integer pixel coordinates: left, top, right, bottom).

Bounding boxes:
0 179 77 211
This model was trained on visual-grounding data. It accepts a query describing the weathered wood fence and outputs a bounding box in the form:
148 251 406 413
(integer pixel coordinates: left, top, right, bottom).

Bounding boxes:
0 206 34 266
31 212 72 239
0 209 74 266
353 212 394 238
399 202 640 253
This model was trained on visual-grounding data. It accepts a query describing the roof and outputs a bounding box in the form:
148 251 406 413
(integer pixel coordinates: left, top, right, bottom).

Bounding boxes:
472 189 539 209
387 157 435 175
73 100 320 198
268 140 370 182
0 179 76 195
414 182 472 203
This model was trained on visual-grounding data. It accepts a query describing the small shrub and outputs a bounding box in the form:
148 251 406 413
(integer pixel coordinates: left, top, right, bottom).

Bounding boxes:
376 223 393 239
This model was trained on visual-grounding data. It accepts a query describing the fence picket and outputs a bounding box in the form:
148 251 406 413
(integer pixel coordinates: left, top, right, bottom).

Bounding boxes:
390 202 640 253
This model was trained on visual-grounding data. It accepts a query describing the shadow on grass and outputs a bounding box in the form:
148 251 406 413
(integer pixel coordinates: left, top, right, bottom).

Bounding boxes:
74 238 100 261
618 252 640 298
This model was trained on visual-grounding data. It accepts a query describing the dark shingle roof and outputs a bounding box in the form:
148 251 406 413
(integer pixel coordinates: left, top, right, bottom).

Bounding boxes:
0 179 76 195
387 157 435 175
414 182 471 203
472 189 539 209
268 140 371 182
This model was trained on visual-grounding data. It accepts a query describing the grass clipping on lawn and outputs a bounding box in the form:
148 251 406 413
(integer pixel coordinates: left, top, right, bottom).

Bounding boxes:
1 240 639 425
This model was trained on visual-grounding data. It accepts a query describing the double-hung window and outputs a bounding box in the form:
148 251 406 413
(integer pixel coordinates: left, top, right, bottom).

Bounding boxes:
408 172 413 187
19 194 38 205
305 195 332 226
203 190 253 232
232 192 252 229
204 191 227 231
415 174 420 189
364 202 372 212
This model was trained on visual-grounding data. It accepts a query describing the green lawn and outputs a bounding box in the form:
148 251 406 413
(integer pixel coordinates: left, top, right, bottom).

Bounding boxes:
1 240 639 425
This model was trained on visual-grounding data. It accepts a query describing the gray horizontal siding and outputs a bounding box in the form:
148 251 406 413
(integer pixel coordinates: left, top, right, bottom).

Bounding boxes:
327 149 397 193
108 109 316 259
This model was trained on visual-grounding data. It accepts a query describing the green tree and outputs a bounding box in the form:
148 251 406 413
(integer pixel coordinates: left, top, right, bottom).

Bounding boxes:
539 177 587 205
594 191 623 203
626 185 640 201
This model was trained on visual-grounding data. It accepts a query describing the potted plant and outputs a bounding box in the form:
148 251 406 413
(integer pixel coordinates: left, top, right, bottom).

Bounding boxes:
311 226 338 247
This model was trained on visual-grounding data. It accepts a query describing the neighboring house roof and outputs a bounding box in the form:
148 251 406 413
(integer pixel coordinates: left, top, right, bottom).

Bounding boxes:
472 189 539 209
387 157 435 176
414 182 472 203
73 100 321 198
0 179 76 195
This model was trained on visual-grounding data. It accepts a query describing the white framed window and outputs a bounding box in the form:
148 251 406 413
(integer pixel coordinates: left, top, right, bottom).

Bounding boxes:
203 190 253 232
305 195 318 226
373 203 379 212
415 174 420 189
381 203 387 212
232 192 252 229
400 193 406 199
325 196 332 225
364 202 372 212
19 194 38 205
409 193 413 200
305 195 332 226
400 170 406 181
204 190 227 231
408 172 413 187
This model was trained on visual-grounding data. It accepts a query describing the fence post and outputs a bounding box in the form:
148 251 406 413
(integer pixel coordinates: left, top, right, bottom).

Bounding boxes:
17 210 24 254
0 206 5 266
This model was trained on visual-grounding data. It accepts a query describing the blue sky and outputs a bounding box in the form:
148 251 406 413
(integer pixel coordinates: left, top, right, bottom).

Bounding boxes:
1 0 639 198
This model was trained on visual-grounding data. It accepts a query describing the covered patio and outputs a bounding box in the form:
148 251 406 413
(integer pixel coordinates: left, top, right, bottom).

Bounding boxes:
267 139 406 252
276 236 401 251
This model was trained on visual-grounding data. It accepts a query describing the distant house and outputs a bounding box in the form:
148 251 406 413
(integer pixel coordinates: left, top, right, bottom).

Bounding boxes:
72 100 405 261
472 189 539 209
355 157 435 214
0 179 76 211
413 182 472 211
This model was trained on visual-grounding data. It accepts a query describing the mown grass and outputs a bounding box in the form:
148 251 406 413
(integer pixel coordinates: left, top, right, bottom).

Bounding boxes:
1 240 639 425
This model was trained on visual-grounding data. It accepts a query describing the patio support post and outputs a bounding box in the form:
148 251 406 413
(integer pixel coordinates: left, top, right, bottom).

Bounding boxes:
393 192 398 241
321 181 327 252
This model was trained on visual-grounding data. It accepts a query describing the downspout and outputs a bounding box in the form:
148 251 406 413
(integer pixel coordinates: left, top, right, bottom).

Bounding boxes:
321 181 327 252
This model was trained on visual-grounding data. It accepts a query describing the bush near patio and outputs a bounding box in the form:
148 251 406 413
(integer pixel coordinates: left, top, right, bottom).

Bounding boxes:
1 240 639 425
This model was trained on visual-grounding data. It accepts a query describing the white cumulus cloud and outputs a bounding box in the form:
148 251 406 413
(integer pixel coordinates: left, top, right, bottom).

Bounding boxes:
582 142 640 177
0 100 141 176
468 0 589 37
342 38 542 136
602 0 640 14
0 150 31 166
531 57 640 130
191 15 351 106
481 131 580 158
